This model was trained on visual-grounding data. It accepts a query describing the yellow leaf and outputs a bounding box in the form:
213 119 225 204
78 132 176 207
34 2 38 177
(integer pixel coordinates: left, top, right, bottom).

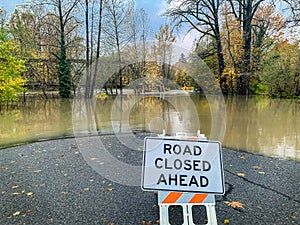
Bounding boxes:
252 166 260 169
258 171 266 175
12 192 21 195
223 219 230 224
224 201 244 209
12 185 19 189
239 155 245 159
26 192 34 196
237 173 245 177
13 211 21 216
84 187 90 191
106 188 113 191
61 191 68 195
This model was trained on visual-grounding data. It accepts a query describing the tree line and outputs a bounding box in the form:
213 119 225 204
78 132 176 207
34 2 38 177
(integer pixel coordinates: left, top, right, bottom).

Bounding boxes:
0 0 300 102
165 0 300 97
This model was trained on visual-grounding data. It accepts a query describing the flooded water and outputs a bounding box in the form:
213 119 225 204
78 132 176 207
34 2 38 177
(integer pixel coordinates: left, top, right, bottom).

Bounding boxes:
0 94 299 162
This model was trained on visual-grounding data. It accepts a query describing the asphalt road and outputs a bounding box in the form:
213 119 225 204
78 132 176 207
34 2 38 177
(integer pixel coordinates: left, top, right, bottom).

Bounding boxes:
0 134 299 225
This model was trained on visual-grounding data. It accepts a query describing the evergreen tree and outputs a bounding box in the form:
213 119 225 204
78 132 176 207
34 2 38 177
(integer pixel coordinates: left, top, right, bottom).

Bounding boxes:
57 37 72 98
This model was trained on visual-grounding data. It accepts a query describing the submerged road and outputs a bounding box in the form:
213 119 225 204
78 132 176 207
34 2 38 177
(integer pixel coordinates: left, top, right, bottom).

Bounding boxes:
0 134 299 225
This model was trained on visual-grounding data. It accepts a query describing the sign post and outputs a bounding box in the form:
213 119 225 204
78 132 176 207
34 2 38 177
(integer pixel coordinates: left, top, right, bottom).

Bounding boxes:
142 132 224 225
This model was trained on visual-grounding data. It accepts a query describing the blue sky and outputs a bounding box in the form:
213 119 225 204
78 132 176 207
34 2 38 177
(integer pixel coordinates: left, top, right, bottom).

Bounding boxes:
1 0 167 34
1 0 196 50
1 0 167 21
1 0 28 13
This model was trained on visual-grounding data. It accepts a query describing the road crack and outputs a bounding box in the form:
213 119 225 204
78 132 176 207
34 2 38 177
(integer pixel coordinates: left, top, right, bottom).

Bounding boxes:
225 169 300 204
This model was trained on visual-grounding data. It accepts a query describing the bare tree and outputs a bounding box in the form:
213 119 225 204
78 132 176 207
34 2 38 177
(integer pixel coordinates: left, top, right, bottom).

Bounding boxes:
90 0 104 98
103 0 135 95
132 9 150 76
165 0 227 93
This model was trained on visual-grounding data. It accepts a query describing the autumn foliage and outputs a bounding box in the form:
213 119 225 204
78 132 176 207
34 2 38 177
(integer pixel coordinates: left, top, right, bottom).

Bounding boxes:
0 40 26 103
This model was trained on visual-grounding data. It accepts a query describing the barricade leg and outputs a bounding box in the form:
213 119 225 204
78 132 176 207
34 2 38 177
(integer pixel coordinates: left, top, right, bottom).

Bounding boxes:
205 205 218 225
159 204 170 225
183 205 195 225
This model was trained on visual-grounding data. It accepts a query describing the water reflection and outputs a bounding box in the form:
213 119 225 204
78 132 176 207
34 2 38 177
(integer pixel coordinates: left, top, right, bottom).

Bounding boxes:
224 96 299 161
0 99 73 146
0 95 299 162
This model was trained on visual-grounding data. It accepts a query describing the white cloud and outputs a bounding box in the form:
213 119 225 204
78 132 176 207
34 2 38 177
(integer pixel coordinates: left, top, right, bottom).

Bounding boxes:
175 29 199 51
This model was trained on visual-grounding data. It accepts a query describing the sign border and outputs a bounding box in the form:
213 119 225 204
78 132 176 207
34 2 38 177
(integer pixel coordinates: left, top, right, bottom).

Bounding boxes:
141 137 225 194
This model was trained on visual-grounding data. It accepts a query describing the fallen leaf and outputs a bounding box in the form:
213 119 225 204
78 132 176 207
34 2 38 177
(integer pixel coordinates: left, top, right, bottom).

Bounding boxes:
142 221 153 225
252 166 260 169
258 171 266 175
13 211 21 216
12 192 21 195
61 192 68 195
237 173 245 177
84 187 90 191
223 219 230 224
224 201 244 209
90 158 97 161
106 188 113 191
32 170 42 173
239 155 245 159
12 185 19 189
26 192 34 196
101 218 108 222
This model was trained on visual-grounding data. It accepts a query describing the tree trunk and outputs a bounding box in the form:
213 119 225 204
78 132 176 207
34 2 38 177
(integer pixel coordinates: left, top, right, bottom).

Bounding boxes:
85 0 90 98
90 0 103 98
215 21 226 93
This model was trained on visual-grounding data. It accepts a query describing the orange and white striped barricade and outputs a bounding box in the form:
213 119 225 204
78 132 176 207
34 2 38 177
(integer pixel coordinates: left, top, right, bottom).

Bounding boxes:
158 191 217 225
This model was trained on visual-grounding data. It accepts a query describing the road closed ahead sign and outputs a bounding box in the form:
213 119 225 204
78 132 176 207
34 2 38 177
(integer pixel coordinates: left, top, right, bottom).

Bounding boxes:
142 137 225 194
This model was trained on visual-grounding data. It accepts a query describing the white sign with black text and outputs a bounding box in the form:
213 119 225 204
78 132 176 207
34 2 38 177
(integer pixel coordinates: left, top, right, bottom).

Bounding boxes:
142 137 225 194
